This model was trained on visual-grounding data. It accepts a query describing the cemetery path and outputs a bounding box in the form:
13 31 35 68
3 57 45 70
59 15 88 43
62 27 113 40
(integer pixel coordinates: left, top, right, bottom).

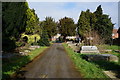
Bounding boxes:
16 43 81 78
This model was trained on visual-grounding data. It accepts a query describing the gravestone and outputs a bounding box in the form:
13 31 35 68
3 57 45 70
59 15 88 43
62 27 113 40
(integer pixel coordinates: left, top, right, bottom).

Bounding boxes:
67 43 80 53
66 41 72 44
29 46 40 50
80 46 100 54
83 54 119 62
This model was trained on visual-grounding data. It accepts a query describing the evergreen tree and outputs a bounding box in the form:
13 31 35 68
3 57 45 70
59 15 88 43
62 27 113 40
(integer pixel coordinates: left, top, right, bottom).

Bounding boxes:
2 2 42 51
25 8 40 34
2 2 29 51
94 5 103 15
94 5 114 43
77 5 114 44
37 30 50 46
77 9 96 38
42 17 57 39
58 17 76 40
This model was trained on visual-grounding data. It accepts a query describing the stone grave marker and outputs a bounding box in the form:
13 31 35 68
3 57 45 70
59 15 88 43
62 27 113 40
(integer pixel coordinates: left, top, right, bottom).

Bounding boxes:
80 46 100 54
83 54 119 62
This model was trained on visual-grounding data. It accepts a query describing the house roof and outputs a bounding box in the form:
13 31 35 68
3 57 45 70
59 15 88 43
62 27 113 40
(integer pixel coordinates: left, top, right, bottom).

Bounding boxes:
112 29 118 34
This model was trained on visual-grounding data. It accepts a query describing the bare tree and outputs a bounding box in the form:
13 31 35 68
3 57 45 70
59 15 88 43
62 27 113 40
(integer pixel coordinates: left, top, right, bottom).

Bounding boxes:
82 30 105 45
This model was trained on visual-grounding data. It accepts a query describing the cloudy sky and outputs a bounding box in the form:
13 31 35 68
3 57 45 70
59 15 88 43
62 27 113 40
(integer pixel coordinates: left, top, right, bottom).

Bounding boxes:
28 2 118 29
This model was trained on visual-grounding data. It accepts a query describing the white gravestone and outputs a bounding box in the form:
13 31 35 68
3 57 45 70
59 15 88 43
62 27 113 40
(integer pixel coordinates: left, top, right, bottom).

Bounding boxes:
80 46 100 54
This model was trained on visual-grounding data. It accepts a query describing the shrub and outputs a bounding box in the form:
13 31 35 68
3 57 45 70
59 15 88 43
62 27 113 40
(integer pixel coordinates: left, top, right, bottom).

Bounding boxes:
37 30 50 46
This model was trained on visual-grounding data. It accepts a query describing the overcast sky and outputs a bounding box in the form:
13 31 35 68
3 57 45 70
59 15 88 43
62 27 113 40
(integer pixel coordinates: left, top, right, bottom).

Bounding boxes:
28 2 118 29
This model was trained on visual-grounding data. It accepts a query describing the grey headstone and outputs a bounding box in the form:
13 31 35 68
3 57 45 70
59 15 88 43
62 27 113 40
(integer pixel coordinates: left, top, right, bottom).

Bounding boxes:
84 54 119 62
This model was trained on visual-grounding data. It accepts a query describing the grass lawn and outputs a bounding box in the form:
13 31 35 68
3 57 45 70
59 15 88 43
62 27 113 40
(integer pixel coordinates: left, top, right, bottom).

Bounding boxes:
63 43 108 78
96 44 120 64
2 46 48 79
97 44 120 51
95 44 120 70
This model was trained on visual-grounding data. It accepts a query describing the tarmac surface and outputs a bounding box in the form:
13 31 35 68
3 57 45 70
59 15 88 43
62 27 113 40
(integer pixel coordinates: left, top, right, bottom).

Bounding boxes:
15 43 81 78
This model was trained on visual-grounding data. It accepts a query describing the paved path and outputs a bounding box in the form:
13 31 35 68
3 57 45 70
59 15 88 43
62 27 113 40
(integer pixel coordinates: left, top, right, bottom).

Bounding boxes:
16 43 81 78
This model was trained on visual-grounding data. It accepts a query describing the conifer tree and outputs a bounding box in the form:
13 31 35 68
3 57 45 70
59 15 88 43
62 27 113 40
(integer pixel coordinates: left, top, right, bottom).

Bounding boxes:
94 5 114 43
42 17 57 39
37 30 50 46
58 17 76 40
2 2 29 51
77 5 114 44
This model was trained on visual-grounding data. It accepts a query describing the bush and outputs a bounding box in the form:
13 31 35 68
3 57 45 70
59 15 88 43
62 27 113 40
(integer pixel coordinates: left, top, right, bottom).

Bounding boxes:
16 41 25 47
37 30 50 46
21 33 40 45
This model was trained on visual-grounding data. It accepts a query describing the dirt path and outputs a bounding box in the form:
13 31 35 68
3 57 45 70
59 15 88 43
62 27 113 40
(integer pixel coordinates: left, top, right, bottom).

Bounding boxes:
16 43 81 78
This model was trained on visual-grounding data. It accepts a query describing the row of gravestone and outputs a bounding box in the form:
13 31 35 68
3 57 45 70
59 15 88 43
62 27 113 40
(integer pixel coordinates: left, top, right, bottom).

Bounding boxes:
19 46 40 55
66 42 119 62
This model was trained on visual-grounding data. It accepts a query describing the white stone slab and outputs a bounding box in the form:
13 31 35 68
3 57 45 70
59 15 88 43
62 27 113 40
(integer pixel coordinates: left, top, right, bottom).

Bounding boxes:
81 46 98 51
29 45 40 50
80 46 100 54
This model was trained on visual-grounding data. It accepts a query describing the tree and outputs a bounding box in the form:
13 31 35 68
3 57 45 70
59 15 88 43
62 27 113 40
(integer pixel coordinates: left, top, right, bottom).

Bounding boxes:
94 5 114 44
2 2 42 51
41 17 57 39
77 5 114 45
2 2 29 51
37 30 50 46
77 9 97 45
58 17 76 40
94 5 103 15
25 8 41 34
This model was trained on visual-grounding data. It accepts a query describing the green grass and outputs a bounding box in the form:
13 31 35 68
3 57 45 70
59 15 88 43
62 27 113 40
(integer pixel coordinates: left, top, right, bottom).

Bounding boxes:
97 44 120 65
63 43 108 78
2 46 48 79
96 44 120 65
97 44 120 50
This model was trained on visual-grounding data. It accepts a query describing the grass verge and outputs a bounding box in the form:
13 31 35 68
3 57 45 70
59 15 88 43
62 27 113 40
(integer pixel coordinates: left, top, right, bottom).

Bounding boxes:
97 44 120 50
63 43 108 78
97 44 120 65
2 46 48 79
